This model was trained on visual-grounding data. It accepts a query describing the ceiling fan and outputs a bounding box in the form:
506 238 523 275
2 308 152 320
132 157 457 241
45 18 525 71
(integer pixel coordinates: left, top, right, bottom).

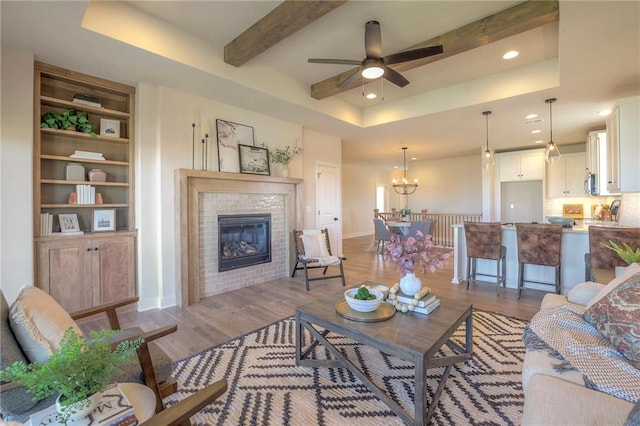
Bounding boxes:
308 20 444 88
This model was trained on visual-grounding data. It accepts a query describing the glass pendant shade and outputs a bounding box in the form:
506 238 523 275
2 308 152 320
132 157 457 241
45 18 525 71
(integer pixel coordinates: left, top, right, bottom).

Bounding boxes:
481 111 494 169
545 98 561 163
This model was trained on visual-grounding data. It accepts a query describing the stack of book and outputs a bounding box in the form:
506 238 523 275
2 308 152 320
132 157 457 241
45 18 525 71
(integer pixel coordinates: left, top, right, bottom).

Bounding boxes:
29 384 138 425
70 150 105 161
76 184 96 204
387 290 441 315
40 213 53 237
72 93 102 108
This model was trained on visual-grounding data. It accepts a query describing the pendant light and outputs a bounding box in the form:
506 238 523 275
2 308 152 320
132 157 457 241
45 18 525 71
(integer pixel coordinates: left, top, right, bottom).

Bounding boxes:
481 110 494 169
544 98 561 163
392 147 418 195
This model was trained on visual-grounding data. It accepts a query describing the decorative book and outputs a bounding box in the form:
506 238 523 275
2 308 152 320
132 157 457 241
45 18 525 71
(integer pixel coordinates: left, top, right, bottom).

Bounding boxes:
29 384 137 426
394 291 437 308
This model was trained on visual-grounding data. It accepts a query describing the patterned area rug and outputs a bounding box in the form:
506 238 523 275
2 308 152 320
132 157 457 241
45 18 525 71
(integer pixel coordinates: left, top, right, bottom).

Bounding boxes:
165 310 527 425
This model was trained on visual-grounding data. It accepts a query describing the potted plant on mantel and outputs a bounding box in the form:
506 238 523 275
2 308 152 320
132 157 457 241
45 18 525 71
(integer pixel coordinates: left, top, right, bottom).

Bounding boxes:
0 328 142 424
264 143 303 177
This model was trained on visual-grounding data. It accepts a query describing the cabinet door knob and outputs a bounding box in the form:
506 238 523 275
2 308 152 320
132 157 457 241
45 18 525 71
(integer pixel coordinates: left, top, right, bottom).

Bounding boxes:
86 248 91 252
94 247 99 251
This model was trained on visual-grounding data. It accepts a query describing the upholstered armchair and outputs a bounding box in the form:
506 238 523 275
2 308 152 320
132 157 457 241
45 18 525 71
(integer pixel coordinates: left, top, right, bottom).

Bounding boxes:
0 287 178 423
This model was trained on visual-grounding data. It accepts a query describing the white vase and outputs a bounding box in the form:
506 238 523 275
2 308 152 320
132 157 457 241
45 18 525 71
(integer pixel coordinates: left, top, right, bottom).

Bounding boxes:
281 164 289 177
56 392 101 423
400 272 422 296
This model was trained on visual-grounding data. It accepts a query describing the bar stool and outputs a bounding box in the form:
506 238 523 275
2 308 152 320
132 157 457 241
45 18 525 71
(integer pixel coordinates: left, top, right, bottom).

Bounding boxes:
515 223 563 299
464 222 506 294
585 226 640 282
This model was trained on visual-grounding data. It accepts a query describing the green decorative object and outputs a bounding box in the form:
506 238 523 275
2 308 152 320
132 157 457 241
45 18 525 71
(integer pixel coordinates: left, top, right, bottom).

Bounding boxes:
41 110 97 137
0 328 142 424
264 143 303 165
604 240 640 265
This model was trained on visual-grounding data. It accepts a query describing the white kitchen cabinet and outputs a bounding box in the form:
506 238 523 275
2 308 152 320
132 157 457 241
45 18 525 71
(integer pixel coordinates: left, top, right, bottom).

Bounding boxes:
606 96 640 192
546 153 586 197
498 150 545 182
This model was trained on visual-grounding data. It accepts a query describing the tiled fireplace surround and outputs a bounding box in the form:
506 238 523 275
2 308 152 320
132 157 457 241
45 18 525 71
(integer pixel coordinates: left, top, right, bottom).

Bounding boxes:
177 170 303 307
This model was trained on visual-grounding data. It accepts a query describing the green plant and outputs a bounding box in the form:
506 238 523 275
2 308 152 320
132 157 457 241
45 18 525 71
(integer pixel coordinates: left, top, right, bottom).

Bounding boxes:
41 110 96 137
603 240 640 265
0 328 142 422
264 144 303 165
400 207 411 216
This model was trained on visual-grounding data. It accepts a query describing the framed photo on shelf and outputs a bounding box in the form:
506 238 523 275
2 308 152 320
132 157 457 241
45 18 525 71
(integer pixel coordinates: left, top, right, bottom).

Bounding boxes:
59 214 80 233
100 118 120 138
216 119 254 173
238 144 270 175
93 209 116 232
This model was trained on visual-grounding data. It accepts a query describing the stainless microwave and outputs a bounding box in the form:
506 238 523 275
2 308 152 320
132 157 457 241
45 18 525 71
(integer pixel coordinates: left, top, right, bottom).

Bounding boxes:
584 172 598 195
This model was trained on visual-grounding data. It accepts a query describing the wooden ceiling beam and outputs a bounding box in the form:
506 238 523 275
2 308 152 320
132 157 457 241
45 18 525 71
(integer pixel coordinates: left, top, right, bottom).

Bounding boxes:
310 0 559 100
224 0 347 67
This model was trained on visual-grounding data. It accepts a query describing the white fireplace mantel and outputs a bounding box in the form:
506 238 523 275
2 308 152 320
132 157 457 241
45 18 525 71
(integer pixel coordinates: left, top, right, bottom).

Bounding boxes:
176 169 303 307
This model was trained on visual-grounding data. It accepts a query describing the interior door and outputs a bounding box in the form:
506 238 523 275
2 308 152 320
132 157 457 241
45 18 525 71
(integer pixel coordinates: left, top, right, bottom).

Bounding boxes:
316 162 342 255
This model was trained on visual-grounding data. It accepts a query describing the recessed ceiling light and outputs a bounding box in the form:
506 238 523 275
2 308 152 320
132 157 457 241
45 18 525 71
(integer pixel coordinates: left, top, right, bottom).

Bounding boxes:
393 166 399 169
525 113 538 119
411 157 417 161
503 50 519 60
365 93 377 99
598 109 612 116
531 129 542 134
534 140 544 144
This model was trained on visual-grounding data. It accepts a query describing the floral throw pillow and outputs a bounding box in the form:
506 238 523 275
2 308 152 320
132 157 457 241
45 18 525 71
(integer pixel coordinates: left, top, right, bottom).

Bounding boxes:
584 272 640 369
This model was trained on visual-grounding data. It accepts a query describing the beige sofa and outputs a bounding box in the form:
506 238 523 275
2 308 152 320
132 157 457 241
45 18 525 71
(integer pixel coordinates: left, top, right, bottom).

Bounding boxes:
521 266 640 426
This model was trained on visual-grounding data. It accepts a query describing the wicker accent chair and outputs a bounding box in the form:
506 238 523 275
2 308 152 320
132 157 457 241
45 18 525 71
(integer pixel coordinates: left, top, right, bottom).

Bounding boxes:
0 287 178 423
515 223 563 299
291 229 346 291
463 222 506 294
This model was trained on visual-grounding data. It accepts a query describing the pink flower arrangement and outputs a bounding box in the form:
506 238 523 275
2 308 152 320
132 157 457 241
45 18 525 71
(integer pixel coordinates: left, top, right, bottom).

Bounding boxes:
384 231 453 277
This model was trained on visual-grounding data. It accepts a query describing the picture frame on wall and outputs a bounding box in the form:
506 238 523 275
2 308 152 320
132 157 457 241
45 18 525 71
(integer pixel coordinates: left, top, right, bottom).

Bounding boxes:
100 118 120 138
216 119 254 173
93 209 116 232
59 214 80 233
239 144 270 175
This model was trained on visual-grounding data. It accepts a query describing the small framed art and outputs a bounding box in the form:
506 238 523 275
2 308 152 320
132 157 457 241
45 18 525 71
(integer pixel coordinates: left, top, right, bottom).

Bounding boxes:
93 209 116 232
100 118 120 138
239 144 270 175
59 214 80 233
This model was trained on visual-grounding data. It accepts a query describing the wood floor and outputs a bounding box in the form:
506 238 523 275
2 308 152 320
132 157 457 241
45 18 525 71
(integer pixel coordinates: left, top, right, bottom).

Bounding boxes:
80 235 545 361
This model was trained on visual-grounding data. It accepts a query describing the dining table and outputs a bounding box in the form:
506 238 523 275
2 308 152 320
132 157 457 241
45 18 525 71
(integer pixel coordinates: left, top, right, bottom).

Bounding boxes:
386 221 411 235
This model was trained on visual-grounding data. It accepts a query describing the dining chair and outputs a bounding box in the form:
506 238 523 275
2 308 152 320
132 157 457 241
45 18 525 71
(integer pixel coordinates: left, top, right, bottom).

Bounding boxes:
402 220 433 241
373 218 393 253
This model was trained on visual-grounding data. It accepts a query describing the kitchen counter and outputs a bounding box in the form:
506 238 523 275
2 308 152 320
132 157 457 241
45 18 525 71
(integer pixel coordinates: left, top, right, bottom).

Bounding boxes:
451 224 602 294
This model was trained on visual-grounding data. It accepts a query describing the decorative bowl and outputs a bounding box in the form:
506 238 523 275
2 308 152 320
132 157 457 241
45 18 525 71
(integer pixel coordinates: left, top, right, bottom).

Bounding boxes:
370 284 390 299
547 217 573 225
344 288 384 312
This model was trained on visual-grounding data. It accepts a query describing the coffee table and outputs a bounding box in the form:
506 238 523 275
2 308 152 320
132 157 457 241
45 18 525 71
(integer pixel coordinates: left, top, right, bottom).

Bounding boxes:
295 293 473 425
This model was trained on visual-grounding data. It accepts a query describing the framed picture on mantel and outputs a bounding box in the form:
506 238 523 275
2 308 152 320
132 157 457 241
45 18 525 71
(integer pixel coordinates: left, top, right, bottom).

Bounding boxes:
216 119 254 173
239 144 270 176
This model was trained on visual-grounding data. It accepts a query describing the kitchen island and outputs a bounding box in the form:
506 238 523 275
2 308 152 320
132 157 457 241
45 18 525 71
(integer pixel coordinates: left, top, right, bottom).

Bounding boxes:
451 224 595 294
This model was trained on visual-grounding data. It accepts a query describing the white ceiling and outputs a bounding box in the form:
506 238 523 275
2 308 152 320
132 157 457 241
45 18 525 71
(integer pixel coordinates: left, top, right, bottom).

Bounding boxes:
2 1 639 169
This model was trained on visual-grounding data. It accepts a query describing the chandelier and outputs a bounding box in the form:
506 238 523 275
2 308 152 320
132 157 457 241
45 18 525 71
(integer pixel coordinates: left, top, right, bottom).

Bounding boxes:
392 147 418 195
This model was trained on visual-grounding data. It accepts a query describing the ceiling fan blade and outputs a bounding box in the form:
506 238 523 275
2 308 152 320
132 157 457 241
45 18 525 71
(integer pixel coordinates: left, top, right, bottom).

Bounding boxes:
338 68 361 88
383 45 444 65
382 65 409 88
365 20 381 58
308 58 362 65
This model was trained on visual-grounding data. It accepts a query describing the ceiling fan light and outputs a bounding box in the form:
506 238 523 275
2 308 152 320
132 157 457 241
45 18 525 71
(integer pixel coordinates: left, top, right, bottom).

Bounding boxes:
362 64 384 79
365 92 377 99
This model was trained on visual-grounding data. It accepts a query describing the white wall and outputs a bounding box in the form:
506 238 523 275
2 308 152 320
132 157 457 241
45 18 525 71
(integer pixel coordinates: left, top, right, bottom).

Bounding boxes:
1 47 34 303
342 163 390 239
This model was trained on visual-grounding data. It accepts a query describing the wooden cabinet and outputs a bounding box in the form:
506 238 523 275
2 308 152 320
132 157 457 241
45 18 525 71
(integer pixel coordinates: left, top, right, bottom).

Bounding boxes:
498 150 545 182
606 96 640 192
36 234 136 313
546 153 586 197
33 62 137 311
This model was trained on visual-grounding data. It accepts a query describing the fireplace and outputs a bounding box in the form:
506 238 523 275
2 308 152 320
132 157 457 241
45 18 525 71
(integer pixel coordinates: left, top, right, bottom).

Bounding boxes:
218 214 272 272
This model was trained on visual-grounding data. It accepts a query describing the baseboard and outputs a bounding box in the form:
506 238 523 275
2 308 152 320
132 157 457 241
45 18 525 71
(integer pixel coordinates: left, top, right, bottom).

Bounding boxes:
343 231 373 239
